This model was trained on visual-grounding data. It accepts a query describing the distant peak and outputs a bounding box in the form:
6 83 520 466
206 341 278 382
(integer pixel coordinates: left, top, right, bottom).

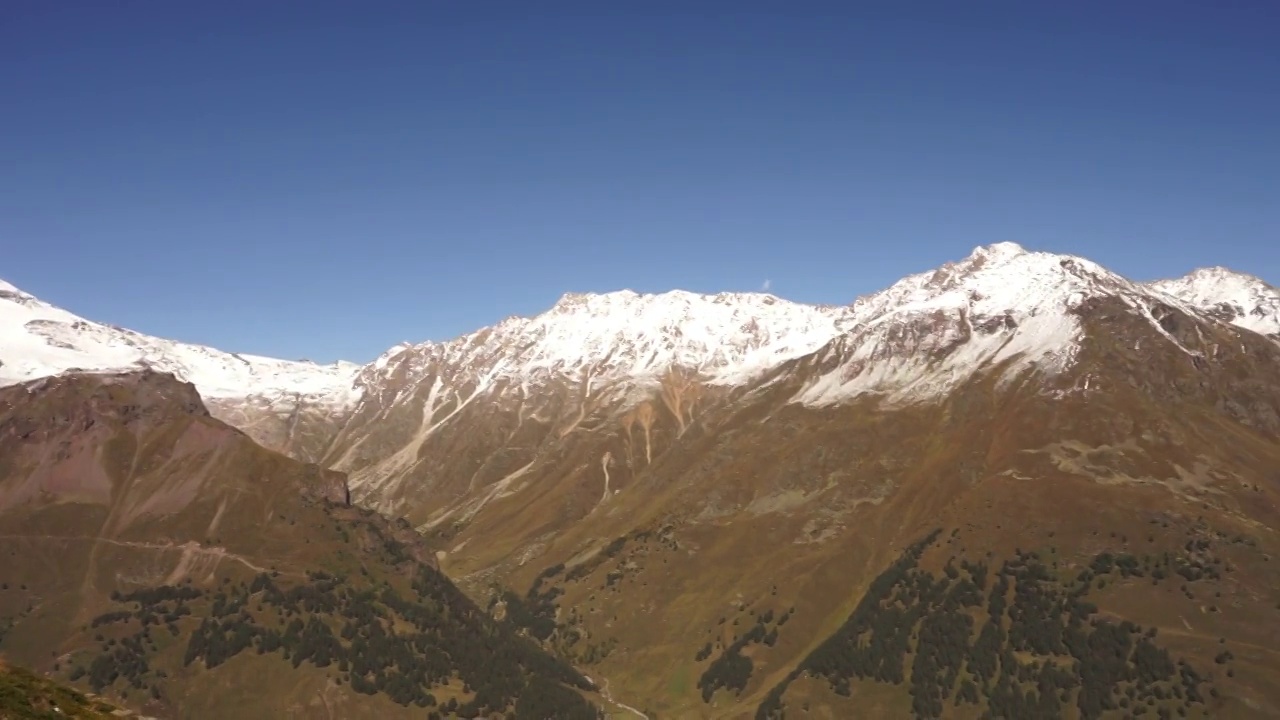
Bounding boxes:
1147 266 1277 297
371 341 414 365
551 289 638 308
549 288 773 314
1180 266 1271 286
1147 265 1280 337
581 288 796 302
966 241 1027 264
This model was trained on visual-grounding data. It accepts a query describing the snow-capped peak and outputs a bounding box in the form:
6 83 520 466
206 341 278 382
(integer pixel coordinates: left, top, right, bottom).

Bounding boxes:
1147 267 1280 338
965 240 1028 264
794 243 1200 407
0 277 360 407
547 288 802 318
373 288 857 402
849 243 1126 320
521 289 859 383
370 342 415 370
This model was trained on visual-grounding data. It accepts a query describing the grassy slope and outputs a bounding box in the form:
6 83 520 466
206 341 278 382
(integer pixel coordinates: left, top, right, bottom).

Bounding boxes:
0 662 123 719
0 372 601 720
417 307 1280 718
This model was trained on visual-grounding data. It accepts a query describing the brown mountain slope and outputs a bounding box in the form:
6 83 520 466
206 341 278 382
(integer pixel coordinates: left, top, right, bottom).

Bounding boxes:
357 283 1280 718
0 371 604 720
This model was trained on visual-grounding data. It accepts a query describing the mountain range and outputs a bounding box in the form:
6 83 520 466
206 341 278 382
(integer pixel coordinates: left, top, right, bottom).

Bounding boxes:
2 242 1280 719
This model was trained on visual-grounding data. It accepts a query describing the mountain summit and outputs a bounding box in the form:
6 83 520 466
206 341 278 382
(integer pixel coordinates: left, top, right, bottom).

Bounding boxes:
795 243 1235 406
1148 265 1280 338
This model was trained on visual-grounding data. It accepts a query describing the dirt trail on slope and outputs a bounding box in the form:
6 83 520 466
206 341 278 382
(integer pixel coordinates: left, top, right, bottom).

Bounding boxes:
0 534 293 579
599 677 648 720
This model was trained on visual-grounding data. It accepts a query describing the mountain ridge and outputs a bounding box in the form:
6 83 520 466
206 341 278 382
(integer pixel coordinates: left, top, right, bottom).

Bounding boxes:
792 243 1262 407
7 242 1279 508
4 243 1278 410
4 243 1280 718
0 280 360 407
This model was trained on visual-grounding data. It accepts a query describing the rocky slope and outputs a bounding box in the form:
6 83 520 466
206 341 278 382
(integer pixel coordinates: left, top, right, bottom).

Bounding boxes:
325 288 855 518
0 371 603 719
310 244 1280 523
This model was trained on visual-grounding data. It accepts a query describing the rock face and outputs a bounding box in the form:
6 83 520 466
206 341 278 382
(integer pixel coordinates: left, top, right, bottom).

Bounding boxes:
0 369 351 528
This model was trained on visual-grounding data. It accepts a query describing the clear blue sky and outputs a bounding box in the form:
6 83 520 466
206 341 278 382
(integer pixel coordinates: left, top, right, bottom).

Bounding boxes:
2 1 1277 363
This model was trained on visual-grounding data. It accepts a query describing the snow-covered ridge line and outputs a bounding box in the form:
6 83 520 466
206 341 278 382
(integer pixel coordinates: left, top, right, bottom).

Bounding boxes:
793 242 1279 407
5 243 1276 415
0 280 360 407
364 287 859 406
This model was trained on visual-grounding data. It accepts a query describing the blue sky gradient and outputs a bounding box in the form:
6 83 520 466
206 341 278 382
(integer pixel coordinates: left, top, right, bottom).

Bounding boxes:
3 1 1278 362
